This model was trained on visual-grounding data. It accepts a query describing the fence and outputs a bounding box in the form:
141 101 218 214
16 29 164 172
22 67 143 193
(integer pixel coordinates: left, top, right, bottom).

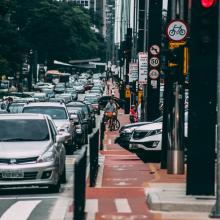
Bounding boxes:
73 145 87 220
89 128 100 187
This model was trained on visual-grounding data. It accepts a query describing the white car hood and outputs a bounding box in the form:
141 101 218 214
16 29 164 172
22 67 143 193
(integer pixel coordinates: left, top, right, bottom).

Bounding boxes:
0 141 51 158
134 122 162 131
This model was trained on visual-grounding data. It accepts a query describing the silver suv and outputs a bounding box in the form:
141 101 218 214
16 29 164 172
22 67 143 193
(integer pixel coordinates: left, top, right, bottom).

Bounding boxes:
0 114 66 193
22 102 75 154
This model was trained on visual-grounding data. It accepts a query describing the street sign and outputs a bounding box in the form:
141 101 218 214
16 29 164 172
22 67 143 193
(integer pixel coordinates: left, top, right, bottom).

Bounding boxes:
149 57 160 67
169 41 186 49
166 20 188 42
148 69 160 80
150 45 160 55
125 88 130 98
138 52 148 84
129 63 138 82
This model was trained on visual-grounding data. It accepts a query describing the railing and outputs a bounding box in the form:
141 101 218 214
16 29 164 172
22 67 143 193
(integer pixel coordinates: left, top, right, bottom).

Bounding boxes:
89 128 100 187
100 117 105 150
73 145 87 220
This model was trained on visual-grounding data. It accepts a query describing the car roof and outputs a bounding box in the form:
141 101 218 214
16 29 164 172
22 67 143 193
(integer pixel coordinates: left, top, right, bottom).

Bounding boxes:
0 113 47 120
23 102 66 107
66 101 85 106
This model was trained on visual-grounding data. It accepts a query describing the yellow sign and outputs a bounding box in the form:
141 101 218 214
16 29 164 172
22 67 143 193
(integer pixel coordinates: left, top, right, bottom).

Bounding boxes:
138 90 143 104
169 41 186 49
183 47 188 76
125 89 130 98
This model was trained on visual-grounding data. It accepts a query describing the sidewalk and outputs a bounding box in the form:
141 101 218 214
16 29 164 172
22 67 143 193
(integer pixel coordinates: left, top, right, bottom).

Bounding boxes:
84 81 218 220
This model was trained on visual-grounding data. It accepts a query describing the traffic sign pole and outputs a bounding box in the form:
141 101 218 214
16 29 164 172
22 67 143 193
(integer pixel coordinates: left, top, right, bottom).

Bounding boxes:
146 0 162 121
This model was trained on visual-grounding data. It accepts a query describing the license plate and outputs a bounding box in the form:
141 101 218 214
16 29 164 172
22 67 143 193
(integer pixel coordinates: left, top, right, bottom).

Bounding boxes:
2 170 24 179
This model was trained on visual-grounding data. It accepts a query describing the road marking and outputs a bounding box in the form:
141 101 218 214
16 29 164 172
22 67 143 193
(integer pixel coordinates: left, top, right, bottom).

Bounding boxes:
86 213 96 220
0 196 58 200
96 156 105 188
115 199 132 213
49 198 71 220
0 200 41 220
85 199 98 213
108 139 112 145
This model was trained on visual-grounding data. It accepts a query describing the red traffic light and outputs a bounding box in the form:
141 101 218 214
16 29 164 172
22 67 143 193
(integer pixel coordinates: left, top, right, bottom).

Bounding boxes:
201 0 217 8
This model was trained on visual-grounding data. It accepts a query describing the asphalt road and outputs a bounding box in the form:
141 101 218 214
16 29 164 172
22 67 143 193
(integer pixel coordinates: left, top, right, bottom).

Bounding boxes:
0 93 102 220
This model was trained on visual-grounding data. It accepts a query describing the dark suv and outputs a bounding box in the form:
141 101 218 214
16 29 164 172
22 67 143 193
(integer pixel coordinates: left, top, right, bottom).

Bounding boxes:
66 101 93 133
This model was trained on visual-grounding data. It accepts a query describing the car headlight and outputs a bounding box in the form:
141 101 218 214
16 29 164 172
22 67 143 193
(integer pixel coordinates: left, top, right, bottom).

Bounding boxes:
58 125 70 133
121 128 133 134
37 149 55 163
150 129 162 136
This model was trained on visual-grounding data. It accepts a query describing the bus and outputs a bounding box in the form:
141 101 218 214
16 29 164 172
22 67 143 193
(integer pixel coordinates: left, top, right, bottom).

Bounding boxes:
45 70 70 84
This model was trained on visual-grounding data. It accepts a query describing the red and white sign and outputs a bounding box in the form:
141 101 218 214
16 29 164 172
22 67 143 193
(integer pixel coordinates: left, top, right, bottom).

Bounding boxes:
166 20 188 42
149 57 160 68
150 45 160 56
138 52 148 84
148 69 160 80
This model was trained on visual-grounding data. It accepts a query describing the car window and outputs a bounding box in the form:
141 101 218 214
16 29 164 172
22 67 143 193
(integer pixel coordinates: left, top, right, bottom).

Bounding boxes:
48 120 57 141
0 119 49 141
23 106 68 120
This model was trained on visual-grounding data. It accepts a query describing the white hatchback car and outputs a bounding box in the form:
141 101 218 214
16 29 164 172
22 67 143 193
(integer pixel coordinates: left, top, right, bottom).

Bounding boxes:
0 114 66 192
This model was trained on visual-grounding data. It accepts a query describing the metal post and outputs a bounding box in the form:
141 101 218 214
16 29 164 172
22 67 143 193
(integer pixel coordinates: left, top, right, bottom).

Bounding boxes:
210 0 220 217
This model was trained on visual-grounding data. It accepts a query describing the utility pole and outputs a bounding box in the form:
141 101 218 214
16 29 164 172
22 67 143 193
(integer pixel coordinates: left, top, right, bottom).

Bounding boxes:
210 0 220 216
146 0 162 121
160 0 172 169
186 0 218 195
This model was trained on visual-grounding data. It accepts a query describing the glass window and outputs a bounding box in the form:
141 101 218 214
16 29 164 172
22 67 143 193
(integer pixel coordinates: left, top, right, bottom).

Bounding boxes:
0 119 49 141
23 107 68 120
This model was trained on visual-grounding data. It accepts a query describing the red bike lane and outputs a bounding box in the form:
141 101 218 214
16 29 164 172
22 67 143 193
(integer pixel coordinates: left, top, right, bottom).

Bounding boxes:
85 110 159 220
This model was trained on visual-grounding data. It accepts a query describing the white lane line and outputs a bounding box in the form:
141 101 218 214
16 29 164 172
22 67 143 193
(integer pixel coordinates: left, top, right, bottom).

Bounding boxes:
85 199 98 213
0 200 41 220
49 198 70 220
86 213 96 220
115 199 132 213
0 196 58 200
96 156 105 188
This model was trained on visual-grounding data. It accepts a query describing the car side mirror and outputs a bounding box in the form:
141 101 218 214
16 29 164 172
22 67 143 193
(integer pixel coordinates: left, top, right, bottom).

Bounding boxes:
56 134 65 143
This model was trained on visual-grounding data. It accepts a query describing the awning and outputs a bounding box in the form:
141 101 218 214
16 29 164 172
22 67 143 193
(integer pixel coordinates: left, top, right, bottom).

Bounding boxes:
54 60 73 67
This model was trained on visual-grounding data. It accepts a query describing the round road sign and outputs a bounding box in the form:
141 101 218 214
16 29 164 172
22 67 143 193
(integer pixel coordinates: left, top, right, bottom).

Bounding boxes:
150 45 160 55
149 57 160 67
166 20 188 41
149 69 160 80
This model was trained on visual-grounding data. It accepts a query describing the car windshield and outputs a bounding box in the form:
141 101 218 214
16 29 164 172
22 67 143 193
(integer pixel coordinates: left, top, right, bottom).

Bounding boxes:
0 119 49 141
84 97 98 103
23 107 67 119
9 103 25 113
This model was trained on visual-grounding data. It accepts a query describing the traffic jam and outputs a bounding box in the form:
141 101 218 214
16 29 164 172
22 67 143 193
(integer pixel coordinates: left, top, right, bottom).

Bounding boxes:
0 71 111 193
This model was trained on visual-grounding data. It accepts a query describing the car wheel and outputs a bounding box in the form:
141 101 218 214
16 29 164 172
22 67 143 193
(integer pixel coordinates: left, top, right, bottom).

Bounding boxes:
60 164 67 184
48 180 60 193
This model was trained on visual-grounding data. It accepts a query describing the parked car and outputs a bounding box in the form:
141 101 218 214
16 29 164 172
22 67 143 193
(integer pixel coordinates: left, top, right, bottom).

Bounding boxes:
115 116 163 149
0 113 67 192
22 102 76 154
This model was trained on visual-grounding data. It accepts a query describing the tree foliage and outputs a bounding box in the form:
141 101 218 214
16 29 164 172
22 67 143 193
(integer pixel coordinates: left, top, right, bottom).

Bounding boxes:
0 0 106 75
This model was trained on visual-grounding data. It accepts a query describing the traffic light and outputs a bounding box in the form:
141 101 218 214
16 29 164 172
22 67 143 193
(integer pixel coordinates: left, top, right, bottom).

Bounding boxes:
198 0 218 53
167 47 184 83
201 0 217 8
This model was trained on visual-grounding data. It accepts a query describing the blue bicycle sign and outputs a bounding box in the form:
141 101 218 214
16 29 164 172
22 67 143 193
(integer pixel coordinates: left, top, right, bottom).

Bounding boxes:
166 20 188 41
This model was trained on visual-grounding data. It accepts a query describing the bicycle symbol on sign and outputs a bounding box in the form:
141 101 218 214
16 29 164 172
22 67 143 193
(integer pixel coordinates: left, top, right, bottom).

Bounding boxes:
169 25 186 36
